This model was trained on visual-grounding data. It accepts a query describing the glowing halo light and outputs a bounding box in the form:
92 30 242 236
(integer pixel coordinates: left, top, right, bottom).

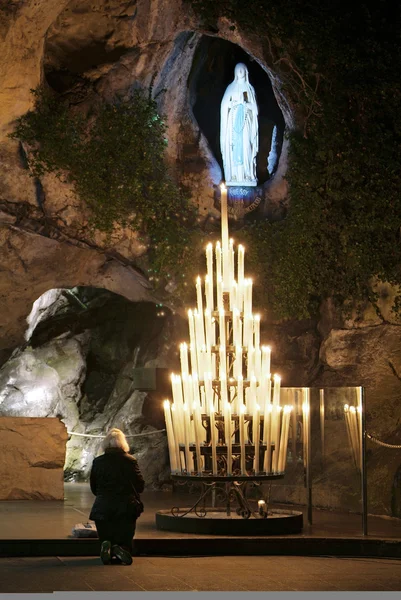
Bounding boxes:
162 179 293 477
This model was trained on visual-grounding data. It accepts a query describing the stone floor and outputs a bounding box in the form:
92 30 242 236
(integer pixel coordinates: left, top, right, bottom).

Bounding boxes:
0 555 401 592
0 482 401 540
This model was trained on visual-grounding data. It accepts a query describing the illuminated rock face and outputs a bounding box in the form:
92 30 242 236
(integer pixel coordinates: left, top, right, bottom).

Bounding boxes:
0 417 67 500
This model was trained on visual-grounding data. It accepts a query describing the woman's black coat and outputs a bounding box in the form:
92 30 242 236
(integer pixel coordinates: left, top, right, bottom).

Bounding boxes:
89 447 145 521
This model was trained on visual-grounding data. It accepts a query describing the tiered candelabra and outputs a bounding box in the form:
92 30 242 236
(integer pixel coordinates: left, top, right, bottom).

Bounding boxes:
162 186 295 521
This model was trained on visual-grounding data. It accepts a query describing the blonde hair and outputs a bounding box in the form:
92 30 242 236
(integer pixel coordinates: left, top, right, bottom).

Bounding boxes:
102 428 130 453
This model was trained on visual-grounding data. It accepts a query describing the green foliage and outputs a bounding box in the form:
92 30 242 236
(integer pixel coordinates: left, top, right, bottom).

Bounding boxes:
10 87 200 297
189 0 401 318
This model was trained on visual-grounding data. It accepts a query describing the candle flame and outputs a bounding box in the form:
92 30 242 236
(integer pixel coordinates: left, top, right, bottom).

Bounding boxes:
196 275 201 284
273 374 281 382
220 183 227 191
344 403 349 411
163 400 170 409
350 406 356 413
240 404 246 414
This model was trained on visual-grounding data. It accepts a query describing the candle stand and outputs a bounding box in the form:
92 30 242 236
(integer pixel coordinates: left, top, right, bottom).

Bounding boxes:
170 473 281 520
157 184 303 535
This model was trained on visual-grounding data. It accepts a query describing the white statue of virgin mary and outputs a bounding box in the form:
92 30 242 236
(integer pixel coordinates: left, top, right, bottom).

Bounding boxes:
220 63 258 186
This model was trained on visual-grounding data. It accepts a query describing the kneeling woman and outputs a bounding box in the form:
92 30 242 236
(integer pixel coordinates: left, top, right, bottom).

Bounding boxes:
89 428 145 565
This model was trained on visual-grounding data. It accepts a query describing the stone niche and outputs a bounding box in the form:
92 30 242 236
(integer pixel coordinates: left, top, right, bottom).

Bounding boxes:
0 417 67 500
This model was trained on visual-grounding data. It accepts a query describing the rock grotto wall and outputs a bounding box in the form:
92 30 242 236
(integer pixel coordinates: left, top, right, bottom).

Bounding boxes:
0 288 187 488
0 416 67 500
0 0 400 516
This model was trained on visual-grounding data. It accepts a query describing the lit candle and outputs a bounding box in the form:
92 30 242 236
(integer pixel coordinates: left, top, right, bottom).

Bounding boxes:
230 280 237 312
209 398 218 475
272 405 282 472
171 404 183 471
249 374 257 415
247 342 254 380
180 343 189 378
182 404 194 473
225 401 232 475
163 400 179 472
206 244 214 310
239 404 247 475
219 344 227 382
273 374 281 406
219 310 226 348
204 309 213 351
237 374 244 415
229 238 235 283
238 244 245 289
217 276 223 312
188 310 197 373
192 398 203 474
220 183 229 267
235 344 242 380
254 314 260 348
216 242 222 287
263 403 273 473
253 403 260 474
262 346 271 378
205 275 213 313
278 405 291 472
233 308 241 348
196 276 203 317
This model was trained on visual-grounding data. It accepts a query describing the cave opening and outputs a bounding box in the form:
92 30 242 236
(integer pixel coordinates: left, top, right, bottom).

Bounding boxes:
0 287 180 486
189 36 285 185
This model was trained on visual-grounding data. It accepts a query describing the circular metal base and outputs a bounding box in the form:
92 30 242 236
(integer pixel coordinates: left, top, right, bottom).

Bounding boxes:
155 508 303 536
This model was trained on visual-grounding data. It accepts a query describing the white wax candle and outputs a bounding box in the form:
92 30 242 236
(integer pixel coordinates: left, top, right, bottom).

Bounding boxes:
278 406 290 472
253 404 260 474
196 276 203 318
238 244 245 284
263 403 273 473
219 344 227 382
209 398 218 474
247 343 254 379
239 404 247 475
220 183 229 257
272 406 282 472
262 346 271 378
230 280 237 312
225 401 232 475
249 375 257 415
216 242 222 285
204 309 212 350
192 398 203 473
189 343 198 377
219 309 226 348
194 310 205 371
206 243 213 305
182 404 194 473
217 276 223 312
204 372 214 416
163 400 179 472
235 345 242 380
180 343 189 378
205 275 213 313
254 348 262 382
254 314 260 349
273 374 281 406
171 374 184 445
229 238 235 284
233 308 240 349
171 404 184 471
237 374 244 415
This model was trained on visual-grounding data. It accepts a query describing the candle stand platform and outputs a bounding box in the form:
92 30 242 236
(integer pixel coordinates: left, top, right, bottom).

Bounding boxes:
155 474 303 535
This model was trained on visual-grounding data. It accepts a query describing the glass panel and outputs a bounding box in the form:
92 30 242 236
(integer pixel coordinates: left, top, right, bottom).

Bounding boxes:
270 386 364 533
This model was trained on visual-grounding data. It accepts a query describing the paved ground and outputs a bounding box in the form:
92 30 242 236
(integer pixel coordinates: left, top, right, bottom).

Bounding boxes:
1 555 401 592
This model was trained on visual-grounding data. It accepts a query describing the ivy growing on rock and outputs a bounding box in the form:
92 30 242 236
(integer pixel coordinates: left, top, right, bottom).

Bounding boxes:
189 0 401 319
10 87 202 300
